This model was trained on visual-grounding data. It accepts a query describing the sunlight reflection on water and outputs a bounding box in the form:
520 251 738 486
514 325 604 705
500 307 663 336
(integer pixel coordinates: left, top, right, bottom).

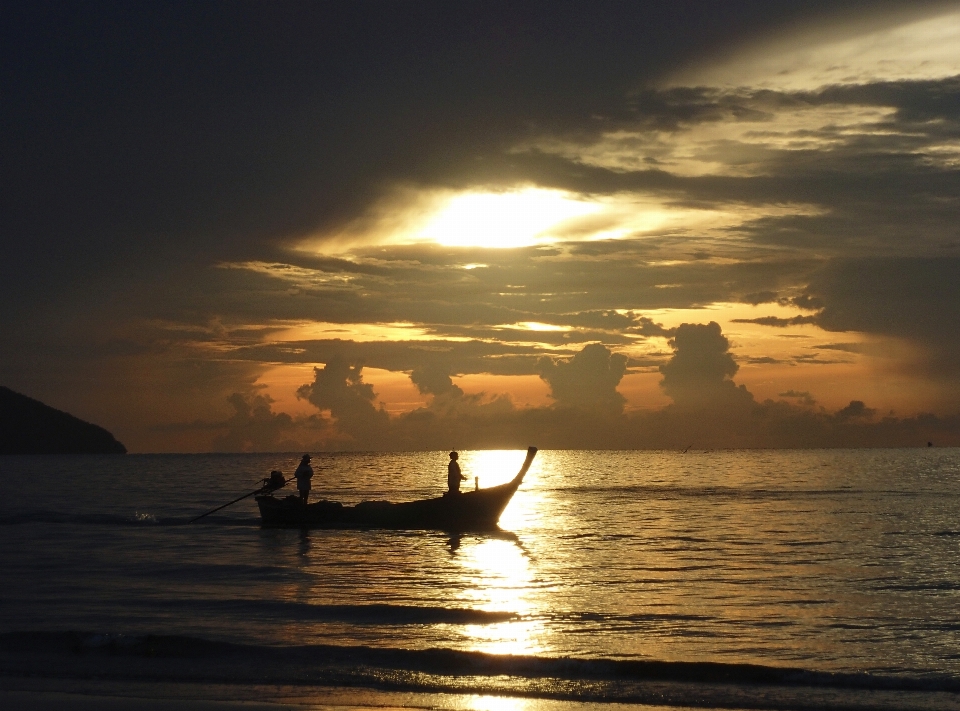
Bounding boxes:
456 537 544 655
440 449 549 655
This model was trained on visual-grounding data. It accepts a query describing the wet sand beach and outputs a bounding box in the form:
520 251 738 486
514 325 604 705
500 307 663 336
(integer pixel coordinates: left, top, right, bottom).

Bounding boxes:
0 683 695 711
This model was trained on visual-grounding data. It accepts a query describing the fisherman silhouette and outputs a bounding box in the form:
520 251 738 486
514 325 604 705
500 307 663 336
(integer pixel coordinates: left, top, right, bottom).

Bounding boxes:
294 454 314 503
447 451 467 495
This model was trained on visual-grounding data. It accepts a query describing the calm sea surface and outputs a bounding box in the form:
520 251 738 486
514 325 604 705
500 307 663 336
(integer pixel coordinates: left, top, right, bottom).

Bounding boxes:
2 448 960 709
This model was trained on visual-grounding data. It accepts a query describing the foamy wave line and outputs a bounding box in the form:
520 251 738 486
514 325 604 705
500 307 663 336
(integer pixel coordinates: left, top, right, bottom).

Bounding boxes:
161 599 518 625
0 511 258 527
554 484 905 500
2 631 958 700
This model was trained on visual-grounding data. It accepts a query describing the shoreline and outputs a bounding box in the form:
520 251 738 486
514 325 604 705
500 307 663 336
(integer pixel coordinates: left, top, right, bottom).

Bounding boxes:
4 674 960 711
0 679 684 711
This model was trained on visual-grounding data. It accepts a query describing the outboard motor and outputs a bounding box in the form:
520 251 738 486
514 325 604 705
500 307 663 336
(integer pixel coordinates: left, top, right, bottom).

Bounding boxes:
265 470 286 491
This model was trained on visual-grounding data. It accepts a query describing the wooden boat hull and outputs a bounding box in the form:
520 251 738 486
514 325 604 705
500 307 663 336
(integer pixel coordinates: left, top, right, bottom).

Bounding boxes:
256 447 537 530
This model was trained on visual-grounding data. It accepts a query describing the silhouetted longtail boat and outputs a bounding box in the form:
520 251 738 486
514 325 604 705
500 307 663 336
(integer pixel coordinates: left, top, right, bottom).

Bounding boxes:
255 446 537 530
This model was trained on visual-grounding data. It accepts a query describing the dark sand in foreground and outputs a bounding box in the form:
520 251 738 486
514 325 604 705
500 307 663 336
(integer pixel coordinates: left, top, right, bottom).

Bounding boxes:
0 680 685 711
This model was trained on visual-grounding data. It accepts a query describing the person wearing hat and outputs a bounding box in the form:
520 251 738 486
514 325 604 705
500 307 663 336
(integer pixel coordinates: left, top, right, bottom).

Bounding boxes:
447 451 466 495
294 454 314 503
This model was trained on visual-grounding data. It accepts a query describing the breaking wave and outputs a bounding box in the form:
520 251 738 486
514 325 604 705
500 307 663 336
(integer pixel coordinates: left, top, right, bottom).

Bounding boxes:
1 630 959 709
0 511 258 527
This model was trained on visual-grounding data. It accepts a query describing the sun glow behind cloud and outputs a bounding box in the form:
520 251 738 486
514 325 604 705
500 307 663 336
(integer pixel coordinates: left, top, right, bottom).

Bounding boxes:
297 183 784 257
405 188 761 250
414 188 602 248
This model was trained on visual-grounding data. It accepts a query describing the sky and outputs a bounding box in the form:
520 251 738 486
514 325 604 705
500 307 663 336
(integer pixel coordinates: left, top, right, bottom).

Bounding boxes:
3 0 960 452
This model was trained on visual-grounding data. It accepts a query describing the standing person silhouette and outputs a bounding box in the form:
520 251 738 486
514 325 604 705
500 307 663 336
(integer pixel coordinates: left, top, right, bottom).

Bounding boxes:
294 454 314 503
447 451 466 495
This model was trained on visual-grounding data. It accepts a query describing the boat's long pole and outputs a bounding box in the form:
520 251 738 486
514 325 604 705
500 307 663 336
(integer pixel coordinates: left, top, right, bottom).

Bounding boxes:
188 477 290 524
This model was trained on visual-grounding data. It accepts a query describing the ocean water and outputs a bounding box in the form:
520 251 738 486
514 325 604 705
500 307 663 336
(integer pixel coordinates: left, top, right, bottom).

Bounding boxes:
2 448 960 710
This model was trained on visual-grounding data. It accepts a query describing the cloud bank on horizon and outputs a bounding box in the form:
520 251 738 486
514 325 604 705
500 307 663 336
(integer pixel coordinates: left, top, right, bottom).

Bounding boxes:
2 1 959 451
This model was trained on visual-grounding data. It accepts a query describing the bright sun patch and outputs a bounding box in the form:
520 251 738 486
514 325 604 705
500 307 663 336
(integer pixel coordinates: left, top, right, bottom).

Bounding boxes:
415 188 601 248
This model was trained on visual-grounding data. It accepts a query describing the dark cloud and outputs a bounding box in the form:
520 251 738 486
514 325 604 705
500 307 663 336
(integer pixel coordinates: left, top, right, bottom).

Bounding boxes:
214 393 291 451
791 353 851 365
835 400 877 421
203 248 819 330
732 315 819 327
629 317 678 338
779 390 817 406
537 343 628 412
210 392 326 453
816 342 868 353
809 77 960 125
742 291 779 305
296 359 390 448
512 75 960 261
808 257 960 374
236 339 550 377
410 364 464 398
786 295 825 311
659 322 754 410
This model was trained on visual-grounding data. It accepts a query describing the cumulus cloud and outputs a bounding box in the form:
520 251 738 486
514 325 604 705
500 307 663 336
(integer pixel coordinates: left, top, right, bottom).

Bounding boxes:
835 400 877 421
659 322 753 410
162 332 959 451
410 363 464 398
198 323 960 452
537 343 628 412
210 391 329 453
296 358 390 448
150 390 335 453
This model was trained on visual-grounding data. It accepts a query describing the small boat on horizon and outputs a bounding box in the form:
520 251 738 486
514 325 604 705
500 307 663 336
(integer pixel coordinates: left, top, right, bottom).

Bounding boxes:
255 446 537 530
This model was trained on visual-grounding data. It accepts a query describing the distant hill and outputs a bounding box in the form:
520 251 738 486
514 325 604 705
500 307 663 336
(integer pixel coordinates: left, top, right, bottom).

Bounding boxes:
0 386 127 454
